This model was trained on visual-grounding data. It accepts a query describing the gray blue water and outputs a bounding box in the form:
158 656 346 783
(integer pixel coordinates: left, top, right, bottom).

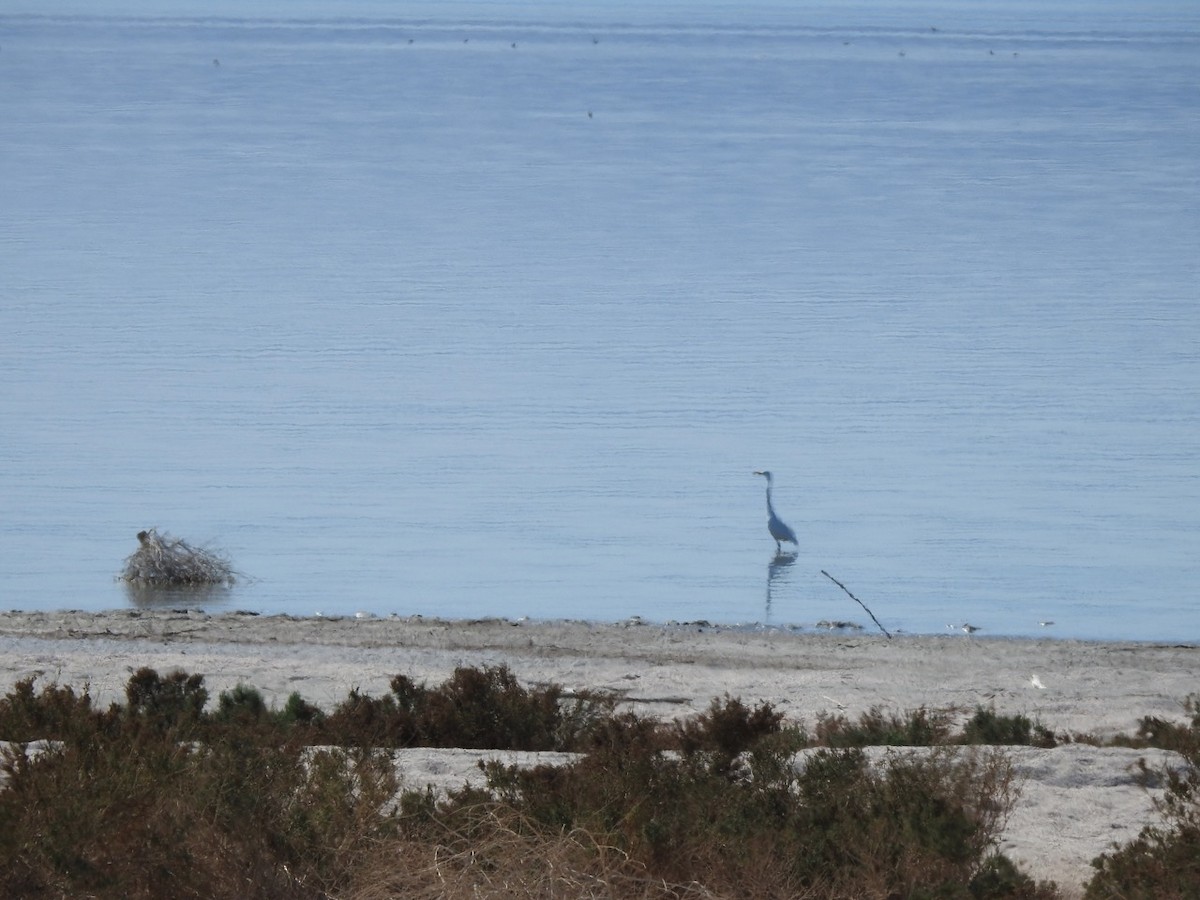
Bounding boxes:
2 2 1198 640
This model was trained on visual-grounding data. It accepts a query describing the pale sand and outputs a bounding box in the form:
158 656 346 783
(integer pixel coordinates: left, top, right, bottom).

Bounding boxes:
1 609 1196 896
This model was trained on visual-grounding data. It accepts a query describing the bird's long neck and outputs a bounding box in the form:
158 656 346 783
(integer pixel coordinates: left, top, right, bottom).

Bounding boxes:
764 483 775 515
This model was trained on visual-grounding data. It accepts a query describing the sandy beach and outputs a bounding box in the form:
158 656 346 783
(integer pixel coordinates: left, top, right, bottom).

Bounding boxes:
1 609 1196 895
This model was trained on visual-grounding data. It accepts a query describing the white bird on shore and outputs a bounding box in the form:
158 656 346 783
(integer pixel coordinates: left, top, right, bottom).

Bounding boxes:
753 470 799 555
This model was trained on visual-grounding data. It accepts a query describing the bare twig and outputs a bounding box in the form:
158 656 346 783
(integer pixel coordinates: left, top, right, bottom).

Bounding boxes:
820 570 891 639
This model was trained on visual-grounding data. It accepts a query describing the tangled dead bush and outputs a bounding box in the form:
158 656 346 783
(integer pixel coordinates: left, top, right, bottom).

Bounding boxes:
119 528 236 588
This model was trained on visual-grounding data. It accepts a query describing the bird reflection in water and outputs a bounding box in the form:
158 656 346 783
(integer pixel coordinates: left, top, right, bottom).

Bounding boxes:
765 548 798 619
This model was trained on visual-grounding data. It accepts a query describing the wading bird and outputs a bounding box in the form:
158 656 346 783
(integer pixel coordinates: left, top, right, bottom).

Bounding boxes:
753 470 799 554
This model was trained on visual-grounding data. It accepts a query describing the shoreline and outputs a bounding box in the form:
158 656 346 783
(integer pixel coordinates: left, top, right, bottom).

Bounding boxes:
0 609 1194 732
1 608 1196 894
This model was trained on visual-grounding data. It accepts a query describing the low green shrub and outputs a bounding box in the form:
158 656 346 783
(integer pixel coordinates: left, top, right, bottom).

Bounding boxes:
0 675 106 742
213 682 268 724
321 665 611 750
125 667 207 735
963 707 1056 748
1085 692 1200 899
279 690 325 727
816 704 955 747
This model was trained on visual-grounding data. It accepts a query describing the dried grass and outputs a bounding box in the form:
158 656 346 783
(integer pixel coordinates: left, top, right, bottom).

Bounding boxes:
347 806 718 900
118 528 236 588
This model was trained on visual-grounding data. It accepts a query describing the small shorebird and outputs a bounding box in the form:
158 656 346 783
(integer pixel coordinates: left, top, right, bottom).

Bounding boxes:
948 623 981 635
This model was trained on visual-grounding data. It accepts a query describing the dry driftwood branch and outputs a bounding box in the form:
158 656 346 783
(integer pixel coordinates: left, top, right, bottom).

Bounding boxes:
820 569 891 639
119 528 236 588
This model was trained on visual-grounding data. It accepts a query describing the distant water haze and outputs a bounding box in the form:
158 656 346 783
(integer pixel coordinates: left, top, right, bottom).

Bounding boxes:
2 2 1197 640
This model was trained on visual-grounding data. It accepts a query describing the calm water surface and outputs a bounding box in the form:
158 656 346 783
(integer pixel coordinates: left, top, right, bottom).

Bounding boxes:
2 2 1198 640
